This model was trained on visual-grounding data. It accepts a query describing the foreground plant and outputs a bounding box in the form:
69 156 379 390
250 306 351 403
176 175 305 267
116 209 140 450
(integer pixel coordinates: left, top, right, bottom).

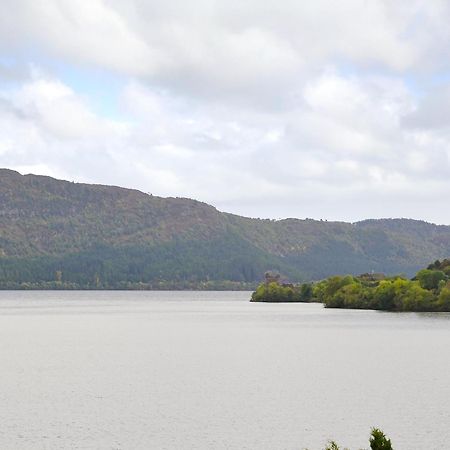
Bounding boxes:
324 441 348 450
369 428 393 450
303 428 394 450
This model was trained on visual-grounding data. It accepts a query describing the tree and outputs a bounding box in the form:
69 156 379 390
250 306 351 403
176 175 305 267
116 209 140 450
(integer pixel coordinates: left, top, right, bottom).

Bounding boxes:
370 428 393 450
436 284 450 310
372 280 397 310
416 269 447 290
300 282 313 301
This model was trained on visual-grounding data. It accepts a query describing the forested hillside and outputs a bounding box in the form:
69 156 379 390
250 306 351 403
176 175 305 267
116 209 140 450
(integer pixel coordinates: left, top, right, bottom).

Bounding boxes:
1 169 449 289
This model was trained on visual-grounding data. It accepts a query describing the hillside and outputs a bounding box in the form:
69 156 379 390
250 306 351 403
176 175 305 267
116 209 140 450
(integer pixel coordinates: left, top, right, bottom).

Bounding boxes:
0 168 449 288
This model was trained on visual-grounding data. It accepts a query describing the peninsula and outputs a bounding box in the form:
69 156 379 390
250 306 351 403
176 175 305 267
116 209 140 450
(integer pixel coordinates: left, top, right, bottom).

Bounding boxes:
251 259 450 312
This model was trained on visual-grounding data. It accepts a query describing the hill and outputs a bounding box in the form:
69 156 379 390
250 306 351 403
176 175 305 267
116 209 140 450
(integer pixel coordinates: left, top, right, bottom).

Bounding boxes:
0 168 449 289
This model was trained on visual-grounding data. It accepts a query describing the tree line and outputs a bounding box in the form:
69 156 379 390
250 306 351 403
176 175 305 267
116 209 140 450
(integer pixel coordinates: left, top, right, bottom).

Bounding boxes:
251 259 450 312
0 236 296 290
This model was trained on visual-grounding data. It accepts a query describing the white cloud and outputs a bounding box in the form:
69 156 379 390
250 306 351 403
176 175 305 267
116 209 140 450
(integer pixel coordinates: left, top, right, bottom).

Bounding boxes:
0 1 160 76
0 1 444 104
0 1 449 223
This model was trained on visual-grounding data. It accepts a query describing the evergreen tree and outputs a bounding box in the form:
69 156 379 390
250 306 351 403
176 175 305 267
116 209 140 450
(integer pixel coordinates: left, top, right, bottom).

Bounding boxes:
370 428 393 450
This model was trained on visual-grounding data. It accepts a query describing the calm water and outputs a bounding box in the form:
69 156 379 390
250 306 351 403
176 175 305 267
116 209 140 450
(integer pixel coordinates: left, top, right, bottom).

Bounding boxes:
1 291 449 450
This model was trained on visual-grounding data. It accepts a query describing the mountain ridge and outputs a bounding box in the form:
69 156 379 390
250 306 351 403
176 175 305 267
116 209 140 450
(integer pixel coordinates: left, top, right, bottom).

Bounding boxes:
0 168 449 288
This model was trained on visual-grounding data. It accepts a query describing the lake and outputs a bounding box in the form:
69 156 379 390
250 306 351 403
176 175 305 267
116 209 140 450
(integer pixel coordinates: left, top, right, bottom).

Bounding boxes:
0 291 449 449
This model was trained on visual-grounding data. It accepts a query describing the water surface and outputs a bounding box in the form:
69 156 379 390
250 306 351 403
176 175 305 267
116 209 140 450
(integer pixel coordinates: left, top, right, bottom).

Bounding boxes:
1 291 449 449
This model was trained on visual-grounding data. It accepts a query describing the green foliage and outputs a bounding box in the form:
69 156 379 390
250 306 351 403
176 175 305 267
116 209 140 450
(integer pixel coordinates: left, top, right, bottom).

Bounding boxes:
371 280 397 310
318 262 449 311
325 275 355 299
416 269 447 290
394 279 434 311
251 281 314 302
320 274 445 312
436 283 450 310
303 428 393 450
427 260 450 279
300 282 313 301
370 428 393 450
321 276 371 308
253 260 449 310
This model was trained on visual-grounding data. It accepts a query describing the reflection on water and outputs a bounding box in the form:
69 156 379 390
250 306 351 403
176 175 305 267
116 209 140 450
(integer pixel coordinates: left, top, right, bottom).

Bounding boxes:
0 290 449 449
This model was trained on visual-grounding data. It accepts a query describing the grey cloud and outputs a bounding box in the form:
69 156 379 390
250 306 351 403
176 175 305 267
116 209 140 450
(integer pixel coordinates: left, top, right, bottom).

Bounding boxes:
0 62 30 83
0 97 29 120
402 85 450 129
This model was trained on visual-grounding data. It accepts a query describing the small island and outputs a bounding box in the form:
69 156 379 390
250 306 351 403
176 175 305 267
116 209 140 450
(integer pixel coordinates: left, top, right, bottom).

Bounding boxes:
251 259 450 312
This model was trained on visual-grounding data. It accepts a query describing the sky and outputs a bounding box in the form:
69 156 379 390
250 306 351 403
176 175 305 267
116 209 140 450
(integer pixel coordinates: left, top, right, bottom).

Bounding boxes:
0 1 449 224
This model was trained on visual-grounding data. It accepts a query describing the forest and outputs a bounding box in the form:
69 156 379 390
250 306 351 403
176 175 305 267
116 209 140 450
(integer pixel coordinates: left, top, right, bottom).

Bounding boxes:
251 259 450 312
1 169 450 289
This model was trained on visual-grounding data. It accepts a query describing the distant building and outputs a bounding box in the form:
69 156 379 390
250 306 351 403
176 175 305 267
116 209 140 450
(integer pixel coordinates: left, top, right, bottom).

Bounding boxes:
264 271 281 284
264 271 293 286
357 272 386 282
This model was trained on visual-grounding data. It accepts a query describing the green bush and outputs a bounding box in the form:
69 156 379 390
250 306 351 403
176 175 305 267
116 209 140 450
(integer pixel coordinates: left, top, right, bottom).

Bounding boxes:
251 281 313 302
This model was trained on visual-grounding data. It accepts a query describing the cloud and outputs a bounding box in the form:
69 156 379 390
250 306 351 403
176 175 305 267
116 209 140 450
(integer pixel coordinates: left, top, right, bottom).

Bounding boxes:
0 1 449 223
402 85 450 130
0 1 441 104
